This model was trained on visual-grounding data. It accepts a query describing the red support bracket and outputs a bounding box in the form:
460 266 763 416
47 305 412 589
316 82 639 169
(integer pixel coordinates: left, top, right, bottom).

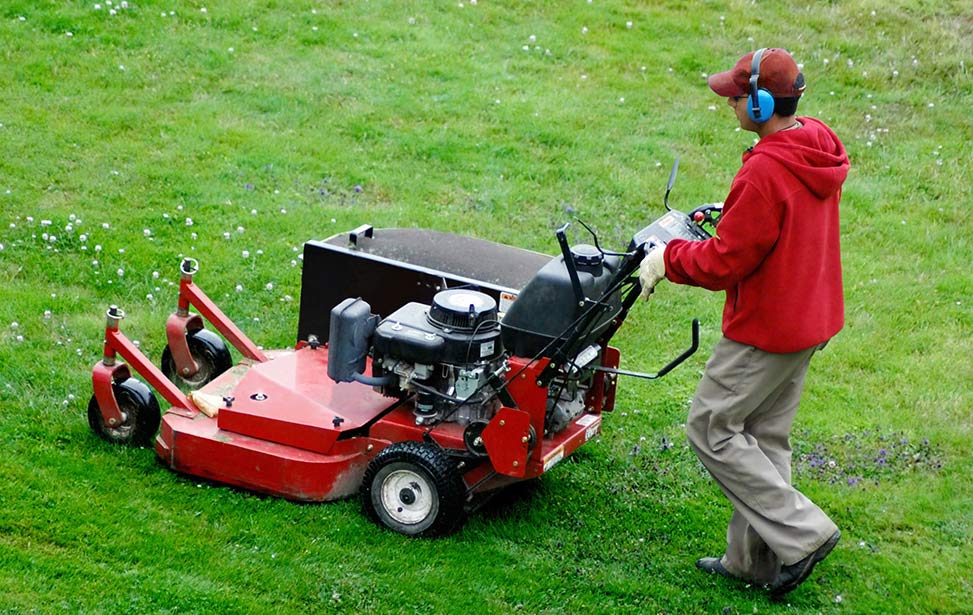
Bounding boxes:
92 305 199 427
481 407 533 478
171 258 268 366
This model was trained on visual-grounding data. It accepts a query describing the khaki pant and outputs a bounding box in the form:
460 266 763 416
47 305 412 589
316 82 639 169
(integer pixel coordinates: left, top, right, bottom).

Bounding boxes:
686 337 838 584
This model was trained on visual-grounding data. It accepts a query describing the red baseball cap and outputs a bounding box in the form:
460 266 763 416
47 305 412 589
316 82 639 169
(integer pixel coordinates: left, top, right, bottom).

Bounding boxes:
708 48 806 98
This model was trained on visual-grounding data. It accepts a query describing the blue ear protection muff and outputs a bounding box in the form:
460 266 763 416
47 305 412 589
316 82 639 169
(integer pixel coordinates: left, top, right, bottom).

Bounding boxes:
747 48 775 123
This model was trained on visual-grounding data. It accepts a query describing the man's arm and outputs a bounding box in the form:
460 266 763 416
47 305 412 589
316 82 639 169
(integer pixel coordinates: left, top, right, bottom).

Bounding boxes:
665 178 782 291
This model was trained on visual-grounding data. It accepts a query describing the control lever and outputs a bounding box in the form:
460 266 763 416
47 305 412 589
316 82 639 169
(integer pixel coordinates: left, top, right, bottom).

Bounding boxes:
594 319 700 380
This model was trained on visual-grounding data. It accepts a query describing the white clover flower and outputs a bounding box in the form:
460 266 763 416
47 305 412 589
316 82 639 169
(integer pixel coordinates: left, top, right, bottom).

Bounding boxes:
143 229 152 237
236 226 245 233
95 244 102 252
102 222 110 229
9 322 18 329
242 250 250 258
235 284 243 292
41 219 52 227
117 268 124 277
152 271 160 279
223 232 231 240
43 310 52 319
185 217 193 226
265 282 274 291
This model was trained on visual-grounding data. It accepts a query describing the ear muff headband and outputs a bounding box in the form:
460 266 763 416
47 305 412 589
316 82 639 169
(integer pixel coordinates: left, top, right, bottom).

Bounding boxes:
747 48 775 123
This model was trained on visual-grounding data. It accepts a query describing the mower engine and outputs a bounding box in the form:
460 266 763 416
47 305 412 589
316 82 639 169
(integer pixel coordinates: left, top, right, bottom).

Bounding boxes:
335 289 506 428
327 236 628 438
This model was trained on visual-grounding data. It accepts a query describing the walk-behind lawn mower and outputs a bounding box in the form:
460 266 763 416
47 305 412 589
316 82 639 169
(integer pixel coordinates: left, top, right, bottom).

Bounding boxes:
88 179 721 536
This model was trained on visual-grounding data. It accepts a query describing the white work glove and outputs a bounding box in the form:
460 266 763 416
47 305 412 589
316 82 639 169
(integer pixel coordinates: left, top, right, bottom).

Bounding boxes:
638 246 666 302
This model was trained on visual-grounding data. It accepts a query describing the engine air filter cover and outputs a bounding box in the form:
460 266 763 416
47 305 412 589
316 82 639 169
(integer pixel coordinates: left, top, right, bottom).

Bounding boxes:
428 289 498 332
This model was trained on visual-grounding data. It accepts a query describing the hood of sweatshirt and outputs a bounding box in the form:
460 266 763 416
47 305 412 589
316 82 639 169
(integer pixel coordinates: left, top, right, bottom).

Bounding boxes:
743 116 850 199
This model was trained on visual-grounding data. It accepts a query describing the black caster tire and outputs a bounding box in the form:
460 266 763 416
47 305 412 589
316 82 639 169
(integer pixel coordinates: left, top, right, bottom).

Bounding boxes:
87 378 161 446
362 441 466 537
161 328 232 391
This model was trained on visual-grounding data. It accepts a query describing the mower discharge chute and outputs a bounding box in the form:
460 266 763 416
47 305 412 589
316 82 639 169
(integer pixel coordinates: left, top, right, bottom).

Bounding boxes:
88 202 721 536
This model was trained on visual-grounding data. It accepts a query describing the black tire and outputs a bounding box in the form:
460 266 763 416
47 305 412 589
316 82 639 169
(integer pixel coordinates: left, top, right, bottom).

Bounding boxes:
87 378 161 446
361 441 467 537
160 328 232 391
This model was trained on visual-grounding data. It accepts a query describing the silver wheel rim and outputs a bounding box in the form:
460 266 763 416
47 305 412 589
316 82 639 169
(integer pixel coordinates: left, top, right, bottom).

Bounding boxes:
380 468 435 526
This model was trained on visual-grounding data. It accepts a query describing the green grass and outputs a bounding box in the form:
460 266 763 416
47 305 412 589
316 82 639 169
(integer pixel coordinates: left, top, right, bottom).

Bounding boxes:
1 0 971 612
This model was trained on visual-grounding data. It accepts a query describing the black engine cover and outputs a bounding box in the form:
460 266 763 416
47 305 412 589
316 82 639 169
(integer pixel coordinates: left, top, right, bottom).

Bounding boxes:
373 302 503 366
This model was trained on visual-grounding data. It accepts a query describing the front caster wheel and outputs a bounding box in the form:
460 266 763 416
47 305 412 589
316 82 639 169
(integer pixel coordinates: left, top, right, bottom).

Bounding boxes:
362 441 466 537
87 378 161 446
161 328 232 391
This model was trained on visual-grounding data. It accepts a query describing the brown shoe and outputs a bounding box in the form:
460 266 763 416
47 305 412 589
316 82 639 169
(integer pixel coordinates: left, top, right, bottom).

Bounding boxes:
770 530 841 598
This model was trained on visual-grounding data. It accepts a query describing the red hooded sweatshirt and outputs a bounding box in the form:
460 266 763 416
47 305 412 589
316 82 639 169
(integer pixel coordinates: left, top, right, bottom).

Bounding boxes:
664 116 850 353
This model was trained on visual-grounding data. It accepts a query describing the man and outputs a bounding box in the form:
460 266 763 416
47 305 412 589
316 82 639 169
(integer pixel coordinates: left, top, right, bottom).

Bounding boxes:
639 48 849 597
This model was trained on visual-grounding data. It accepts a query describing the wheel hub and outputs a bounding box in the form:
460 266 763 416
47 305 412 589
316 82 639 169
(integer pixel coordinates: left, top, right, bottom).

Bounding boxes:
380 469 434 525
399 486 417 506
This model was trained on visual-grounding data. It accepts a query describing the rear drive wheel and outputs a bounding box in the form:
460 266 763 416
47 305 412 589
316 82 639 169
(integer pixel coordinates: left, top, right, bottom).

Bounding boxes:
87 378 161 446
362 441 466 537
161 328 232 391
